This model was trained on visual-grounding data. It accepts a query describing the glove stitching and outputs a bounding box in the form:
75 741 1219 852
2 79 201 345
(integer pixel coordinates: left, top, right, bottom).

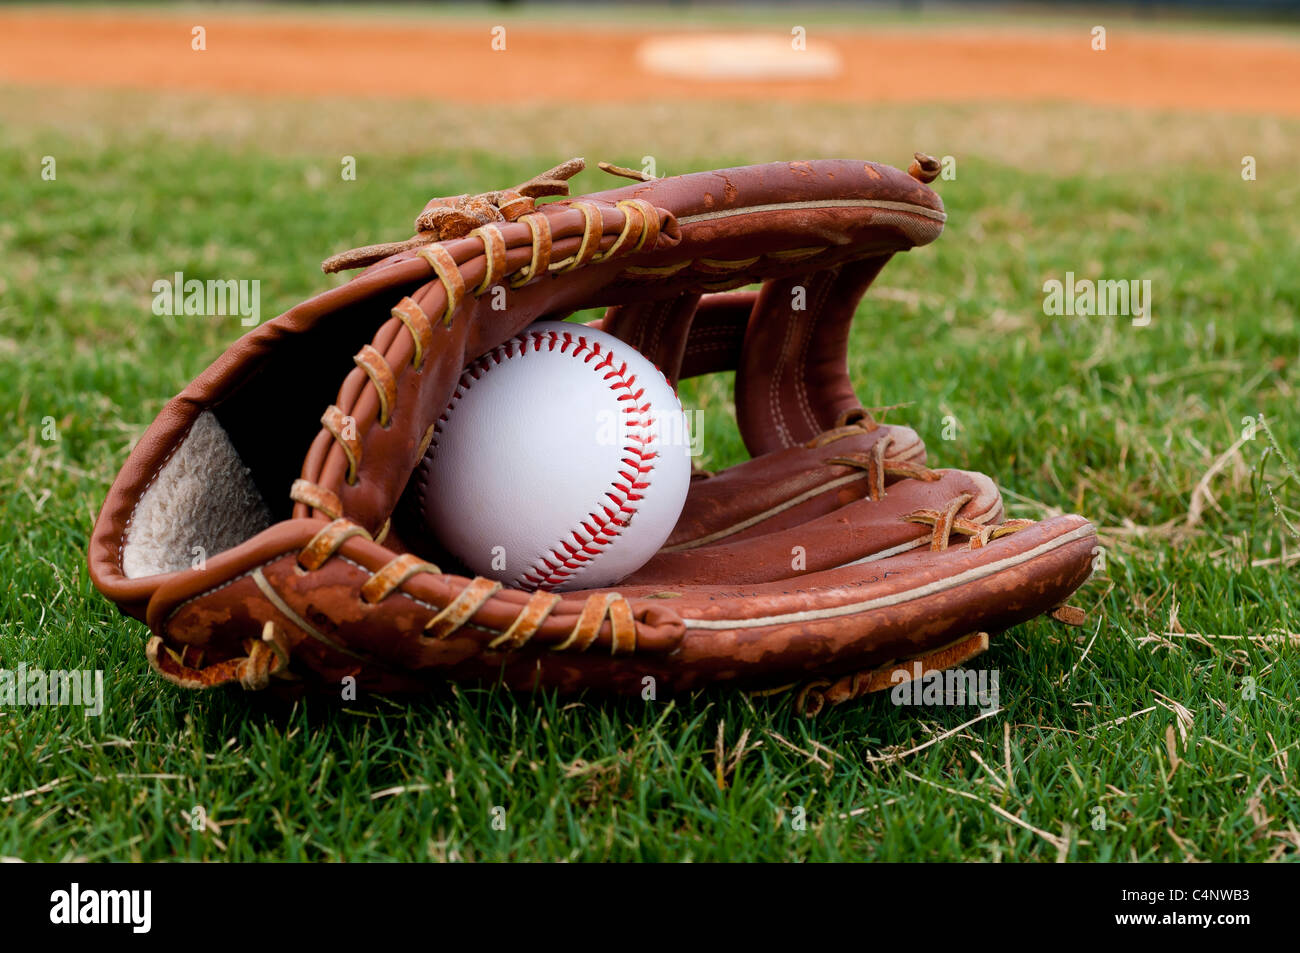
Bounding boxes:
794 271 838 439
768 303 802 448
320 199 661 515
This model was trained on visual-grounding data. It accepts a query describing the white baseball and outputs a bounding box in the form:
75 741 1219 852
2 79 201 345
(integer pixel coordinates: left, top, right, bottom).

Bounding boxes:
415 320 691 592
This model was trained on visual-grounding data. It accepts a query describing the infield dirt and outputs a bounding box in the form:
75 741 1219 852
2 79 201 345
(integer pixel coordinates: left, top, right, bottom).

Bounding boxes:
1 8 1297 115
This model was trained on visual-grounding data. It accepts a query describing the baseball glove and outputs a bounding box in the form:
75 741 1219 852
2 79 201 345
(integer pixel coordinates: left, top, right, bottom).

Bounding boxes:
88 155 1096 715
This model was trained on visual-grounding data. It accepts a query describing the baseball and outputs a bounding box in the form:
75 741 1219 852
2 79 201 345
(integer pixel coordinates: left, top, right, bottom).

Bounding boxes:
414 320 691 592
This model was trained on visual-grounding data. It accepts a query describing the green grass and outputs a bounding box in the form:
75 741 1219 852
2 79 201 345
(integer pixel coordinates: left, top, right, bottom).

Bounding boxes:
1 89 1298 862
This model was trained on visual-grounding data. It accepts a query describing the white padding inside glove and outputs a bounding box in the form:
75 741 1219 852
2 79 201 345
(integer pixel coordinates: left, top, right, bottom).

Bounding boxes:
122 410 272 578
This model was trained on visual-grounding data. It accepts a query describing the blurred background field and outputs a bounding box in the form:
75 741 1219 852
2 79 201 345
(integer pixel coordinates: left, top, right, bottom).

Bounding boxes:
0 3 1297 861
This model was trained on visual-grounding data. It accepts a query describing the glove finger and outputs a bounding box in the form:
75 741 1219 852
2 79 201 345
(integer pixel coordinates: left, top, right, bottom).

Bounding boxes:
595 292 701 386
141 513 1093 703
666 416 924 550
592 290 757 387
506 514 1097 703
626 468 1001 587
735 259 893 455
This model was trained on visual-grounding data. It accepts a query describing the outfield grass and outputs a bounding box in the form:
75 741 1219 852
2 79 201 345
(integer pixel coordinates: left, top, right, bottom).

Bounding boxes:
1 87 1297 861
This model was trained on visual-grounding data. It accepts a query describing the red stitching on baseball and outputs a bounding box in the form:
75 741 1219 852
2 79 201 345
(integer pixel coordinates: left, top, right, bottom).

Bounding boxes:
429 327 662 592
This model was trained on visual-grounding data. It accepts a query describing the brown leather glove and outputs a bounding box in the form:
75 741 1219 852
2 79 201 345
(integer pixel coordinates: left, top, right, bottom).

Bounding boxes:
88 155 1095 715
